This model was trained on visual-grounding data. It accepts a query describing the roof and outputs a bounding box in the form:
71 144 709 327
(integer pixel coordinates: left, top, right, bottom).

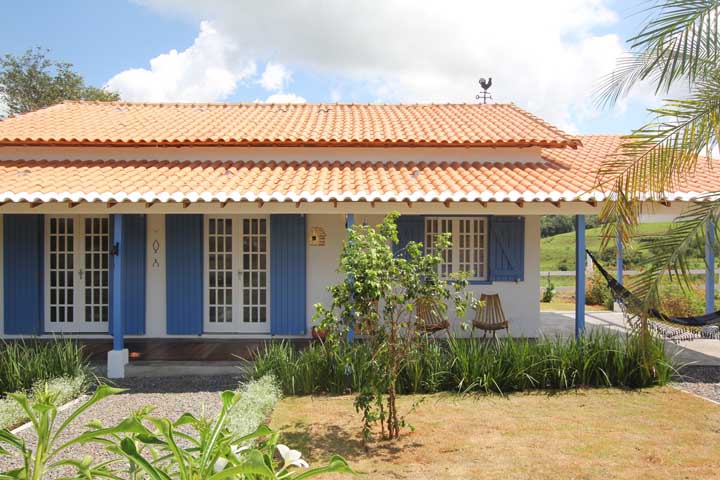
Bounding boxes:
0 135 715 204
0 101 581 148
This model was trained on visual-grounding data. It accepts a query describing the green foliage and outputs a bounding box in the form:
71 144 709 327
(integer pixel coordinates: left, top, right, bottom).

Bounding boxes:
312 213 474 440
227 375 282 438
0 375 89 430
541 215 599 238
0 338 91 394
541 274 556 303
0 47 119 116
0 383 353 479
585 272 614 310
251 331 673 396
659 283 706 317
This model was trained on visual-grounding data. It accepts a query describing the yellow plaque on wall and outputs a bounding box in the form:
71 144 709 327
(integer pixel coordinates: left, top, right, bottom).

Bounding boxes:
309 227 326 246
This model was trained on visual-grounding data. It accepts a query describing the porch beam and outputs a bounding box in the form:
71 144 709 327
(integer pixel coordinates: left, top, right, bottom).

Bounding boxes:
108 214 128 378
706 218 716 314
575 215 586 338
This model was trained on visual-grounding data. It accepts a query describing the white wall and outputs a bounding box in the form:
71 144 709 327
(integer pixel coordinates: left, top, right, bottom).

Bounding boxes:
0 214 4 336
145 214 166 337
304 213 541 338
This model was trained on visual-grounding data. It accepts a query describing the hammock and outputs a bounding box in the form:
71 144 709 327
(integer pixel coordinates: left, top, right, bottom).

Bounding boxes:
586 250 720 341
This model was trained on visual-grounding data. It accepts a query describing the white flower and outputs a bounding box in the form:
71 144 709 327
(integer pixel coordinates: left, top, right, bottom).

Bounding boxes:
276 444 309 468
214 457 228 472
231 444 250 455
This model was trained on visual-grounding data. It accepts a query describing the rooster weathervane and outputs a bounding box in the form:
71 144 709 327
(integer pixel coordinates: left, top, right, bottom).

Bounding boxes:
476 77 493 104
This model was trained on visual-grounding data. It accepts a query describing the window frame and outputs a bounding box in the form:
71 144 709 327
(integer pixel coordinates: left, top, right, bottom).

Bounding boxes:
424 216 489 282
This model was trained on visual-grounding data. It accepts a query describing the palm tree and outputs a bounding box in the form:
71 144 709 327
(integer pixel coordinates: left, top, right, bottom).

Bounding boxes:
595 0 720 310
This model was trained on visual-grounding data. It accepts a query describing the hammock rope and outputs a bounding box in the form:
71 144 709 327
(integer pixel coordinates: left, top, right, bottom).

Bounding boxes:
585 250 720 341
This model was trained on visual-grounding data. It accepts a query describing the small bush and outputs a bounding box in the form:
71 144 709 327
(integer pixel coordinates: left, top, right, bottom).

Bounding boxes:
0 374 87 430
0 396 25 430
586 272 614 309
0 338 90 394
227 375 282 437
541 275 556 303
659 284 705 317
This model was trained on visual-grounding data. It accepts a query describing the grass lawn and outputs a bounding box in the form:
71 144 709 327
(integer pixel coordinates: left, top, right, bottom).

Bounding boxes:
272 388 720 480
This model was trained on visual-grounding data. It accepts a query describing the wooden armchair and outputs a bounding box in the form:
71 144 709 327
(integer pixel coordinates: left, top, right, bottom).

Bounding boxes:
416 296 450 335
472 293 509 338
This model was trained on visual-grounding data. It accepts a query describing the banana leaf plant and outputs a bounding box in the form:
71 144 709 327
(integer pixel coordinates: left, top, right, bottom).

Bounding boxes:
1 386 354 480
0 384 128 479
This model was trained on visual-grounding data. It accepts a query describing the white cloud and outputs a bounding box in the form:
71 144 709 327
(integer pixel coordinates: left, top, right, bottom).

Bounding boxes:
106 21 256 102
261 93 307 103
259 62 292 91
133 0 632 129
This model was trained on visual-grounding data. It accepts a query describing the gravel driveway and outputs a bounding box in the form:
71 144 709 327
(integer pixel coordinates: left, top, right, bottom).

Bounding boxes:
673 366 720 404
0 374 244 476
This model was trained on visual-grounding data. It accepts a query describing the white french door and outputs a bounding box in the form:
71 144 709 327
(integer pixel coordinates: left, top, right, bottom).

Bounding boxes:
204 216 270 333
45 216 110 333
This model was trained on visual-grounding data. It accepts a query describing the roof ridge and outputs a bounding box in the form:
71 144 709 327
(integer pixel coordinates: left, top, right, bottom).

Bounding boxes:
504 103 582 147
58 100 519 107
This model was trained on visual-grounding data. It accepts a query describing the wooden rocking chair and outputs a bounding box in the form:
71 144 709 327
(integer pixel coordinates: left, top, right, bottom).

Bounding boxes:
472 293 509 338
416 296 450 335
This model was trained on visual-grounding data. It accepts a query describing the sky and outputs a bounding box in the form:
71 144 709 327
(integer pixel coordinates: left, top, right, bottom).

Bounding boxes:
0 0 668 134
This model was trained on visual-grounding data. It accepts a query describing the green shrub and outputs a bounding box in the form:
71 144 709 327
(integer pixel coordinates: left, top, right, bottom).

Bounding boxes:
251 332 673 396
541 274 556 303
0 395 24 430
228 375 282 438
659 284 705 317
586 272 614 309
0 338 90 394
0 374 88 430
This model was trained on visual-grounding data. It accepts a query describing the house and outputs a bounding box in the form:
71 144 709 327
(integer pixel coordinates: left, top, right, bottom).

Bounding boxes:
0 101 716 377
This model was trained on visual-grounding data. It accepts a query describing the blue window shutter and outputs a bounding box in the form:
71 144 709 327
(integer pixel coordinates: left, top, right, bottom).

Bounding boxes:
165 215 203 335
490 216 525 282
4 215 43 334
270 214 306 335
394 215 425 256
109 215 147 335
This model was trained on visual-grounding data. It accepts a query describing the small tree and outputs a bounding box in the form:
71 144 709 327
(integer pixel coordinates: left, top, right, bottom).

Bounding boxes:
0 47 119 116
314 213 474 440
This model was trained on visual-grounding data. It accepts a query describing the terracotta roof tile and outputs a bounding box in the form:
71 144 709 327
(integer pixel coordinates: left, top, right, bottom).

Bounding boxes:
0 135 716 204
0 101 580 148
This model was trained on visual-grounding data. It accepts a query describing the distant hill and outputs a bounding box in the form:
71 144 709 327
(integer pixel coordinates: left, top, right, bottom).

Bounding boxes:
540 222 706 272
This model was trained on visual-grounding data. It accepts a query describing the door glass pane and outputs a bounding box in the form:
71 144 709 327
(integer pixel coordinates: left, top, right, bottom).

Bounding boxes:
208 218 233 324
48 218 74 324
83 217 109 323
240 218 268 324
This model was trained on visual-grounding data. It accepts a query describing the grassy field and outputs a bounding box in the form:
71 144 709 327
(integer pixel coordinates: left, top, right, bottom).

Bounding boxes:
540 222 706 271
272 389 720 480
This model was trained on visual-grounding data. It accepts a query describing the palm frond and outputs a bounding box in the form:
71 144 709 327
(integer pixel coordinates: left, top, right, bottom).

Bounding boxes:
594 0 720 107
597 73 720 231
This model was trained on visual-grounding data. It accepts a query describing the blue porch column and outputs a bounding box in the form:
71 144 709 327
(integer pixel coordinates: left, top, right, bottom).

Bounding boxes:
616 229 623 285
108 214 128 378
706 218 716 314
575 215 586 338
346 213 355 342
